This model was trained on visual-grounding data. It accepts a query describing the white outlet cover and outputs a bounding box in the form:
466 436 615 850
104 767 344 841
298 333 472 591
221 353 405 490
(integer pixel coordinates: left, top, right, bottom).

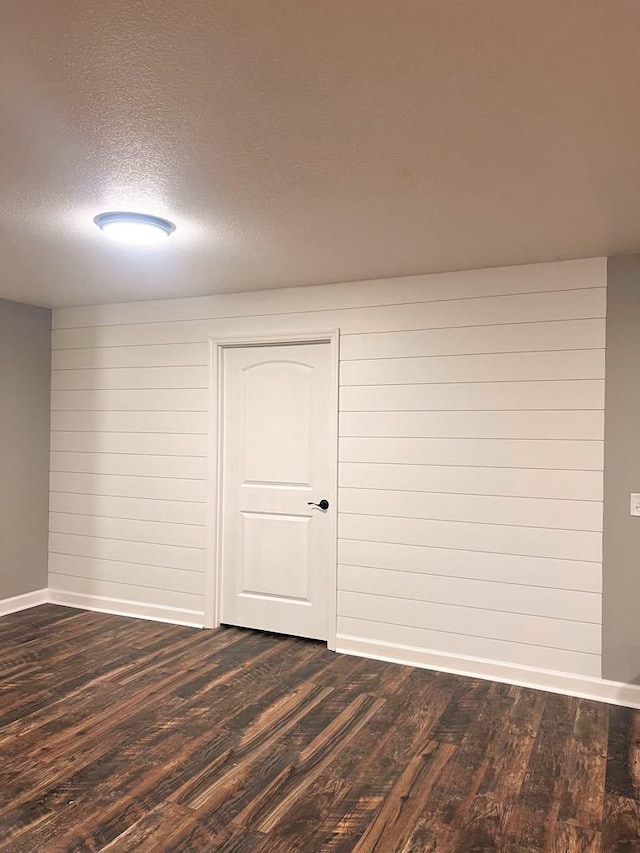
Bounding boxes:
630 494 640 517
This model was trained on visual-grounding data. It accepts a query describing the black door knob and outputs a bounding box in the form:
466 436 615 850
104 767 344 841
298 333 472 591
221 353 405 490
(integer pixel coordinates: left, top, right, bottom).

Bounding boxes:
307 499 329 511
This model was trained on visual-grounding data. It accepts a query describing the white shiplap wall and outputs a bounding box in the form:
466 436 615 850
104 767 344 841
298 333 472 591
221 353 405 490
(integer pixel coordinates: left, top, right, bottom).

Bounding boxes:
49 257 606 677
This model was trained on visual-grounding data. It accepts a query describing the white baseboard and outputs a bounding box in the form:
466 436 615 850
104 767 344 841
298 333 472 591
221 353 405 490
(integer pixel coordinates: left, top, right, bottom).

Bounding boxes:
47 589 205 628
0 588 48 616
4 595 640 708
336 634 640 710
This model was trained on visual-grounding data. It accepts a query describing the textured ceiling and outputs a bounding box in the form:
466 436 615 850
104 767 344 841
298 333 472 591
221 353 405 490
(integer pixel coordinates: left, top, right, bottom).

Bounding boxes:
1 1 639 307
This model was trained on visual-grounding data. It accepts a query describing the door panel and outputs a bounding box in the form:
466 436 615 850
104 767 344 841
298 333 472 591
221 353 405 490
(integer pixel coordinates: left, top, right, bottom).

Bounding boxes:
220 342 333 640
241 512 311 601
242 361 312 485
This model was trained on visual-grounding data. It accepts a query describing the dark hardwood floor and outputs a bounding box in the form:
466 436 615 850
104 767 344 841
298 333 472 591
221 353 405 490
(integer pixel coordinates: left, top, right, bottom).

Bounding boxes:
1 605 639 852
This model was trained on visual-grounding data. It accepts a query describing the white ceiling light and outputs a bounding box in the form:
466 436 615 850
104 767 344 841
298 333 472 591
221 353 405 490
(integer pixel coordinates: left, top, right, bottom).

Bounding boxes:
94 211 176 245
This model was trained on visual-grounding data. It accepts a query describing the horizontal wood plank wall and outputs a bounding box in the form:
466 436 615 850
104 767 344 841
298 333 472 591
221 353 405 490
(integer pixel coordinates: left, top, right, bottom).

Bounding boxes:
50 257 606 677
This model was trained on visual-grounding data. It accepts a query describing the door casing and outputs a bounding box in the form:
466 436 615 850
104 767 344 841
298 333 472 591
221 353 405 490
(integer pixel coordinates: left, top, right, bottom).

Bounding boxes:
205 330 340 649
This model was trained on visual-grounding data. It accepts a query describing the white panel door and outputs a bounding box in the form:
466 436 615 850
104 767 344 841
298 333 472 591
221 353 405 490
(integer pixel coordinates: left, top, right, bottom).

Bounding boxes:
220 342 334 640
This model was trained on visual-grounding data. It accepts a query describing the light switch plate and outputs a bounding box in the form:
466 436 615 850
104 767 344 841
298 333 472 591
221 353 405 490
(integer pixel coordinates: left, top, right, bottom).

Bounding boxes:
631 494 640 517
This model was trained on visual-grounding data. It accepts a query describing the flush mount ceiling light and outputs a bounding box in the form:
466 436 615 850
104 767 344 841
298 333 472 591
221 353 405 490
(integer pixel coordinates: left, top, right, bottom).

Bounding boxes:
94 211 176 245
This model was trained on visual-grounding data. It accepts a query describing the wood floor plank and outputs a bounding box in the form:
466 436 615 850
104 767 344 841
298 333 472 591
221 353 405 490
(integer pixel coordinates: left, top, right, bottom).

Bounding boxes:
398 683 525 852
602 793 640 851
502 692 580 852
554 699 609 844
183 676 381 835
99 803 196 852
297 670 462 852
548 822 602 853
352 739 457 852
237 693 386 833
606 705 640 802
0 604 635 851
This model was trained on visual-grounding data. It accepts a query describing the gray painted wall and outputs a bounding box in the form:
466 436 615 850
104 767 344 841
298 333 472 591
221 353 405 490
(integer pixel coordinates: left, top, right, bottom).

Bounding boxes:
0 299 51 599
603 255 640 683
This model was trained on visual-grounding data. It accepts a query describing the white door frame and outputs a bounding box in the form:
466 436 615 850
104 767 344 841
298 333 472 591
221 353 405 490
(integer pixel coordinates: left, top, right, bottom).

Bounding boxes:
205 329 340 649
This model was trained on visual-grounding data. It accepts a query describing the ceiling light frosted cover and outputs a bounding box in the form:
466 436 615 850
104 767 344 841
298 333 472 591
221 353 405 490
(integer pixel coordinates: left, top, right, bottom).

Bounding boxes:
94 212 176 245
